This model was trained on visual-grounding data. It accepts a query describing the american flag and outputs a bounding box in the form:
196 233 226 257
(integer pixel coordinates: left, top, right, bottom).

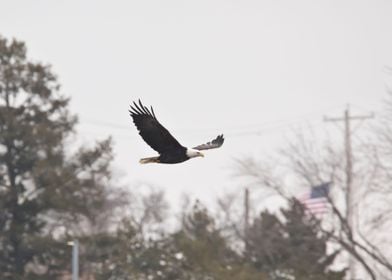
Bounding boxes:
298 182 331 216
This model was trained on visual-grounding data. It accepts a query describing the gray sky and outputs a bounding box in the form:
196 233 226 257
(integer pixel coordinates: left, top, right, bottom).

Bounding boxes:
2 0 392 207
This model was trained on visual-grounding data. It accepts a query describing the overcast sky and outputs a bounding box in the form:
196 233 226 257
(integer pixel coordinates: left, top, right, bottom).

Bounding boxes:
2 0 392 208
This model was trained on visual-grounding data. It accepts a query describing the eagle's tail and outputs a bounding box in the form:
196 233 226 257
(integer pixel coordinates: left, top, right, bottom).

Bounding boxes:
139 156 160 164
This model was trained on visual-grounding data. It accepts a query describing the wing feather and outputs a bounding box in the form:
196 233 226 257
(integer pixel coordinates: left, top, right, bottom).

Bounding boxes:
129 100 184 154
193 134 225 151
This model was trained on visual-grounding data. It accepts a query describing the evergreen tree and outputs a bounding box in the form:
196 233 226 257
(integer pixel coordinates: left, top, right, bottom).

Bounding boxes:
246 200 346 280
0 35 114 279
91 202 266 280
170 202 266 280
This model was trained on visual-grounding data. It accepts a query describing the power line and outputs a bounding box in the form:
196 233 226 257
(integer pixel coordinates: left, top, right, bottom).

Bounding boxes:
77 117 324 142
79 106 340 138
78 104 368 142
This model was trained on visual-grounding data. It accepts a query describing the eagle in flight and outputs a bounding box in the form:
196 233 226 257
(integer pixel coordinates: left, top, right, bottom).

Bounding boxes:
129 100 224 164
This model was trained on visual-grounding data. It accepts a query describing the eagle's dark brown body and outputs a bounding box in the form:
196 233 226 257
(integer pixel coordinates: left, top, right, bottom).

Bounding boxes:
129 100 224 164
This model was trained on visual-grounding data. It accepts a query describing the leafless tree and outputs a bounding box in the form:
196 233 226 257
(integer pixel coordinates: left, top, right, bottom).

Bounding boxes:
127 185 169 237
235 126 392 279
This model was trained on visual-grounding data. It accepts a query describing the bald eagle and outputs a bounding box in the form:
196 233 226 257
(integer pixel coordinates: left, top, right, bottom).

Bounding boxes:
129 100 224 164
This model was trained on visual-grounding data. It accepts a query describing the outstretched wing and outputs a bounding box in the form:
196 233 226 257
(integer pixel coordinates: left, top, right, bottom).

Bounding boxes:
129 100 184 154
193 134 224 151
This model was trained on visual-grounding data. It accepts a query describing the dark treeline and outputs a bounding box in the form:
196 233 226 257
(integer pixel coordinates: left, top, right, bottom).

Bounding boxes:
1 35 391 280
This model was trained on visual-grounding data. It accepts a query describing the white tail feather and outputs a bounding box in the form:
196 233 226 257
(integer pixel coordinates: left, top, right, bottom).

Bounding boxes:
139 157 159 164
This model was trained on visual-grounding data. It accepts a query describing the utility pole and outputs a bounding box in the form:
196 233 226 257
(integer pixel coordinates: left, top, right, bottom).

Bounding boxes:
324 105 374 279
244 188 250 246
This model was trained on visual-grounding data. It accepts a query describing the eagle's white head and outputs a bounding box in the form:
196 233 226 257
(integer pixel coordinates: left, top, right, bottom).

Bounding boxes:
186 148 204 159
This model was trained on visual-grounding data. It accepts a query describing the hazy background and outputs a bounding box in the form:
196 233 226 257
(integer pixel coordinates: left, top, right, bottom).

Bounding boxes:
2 0 392 208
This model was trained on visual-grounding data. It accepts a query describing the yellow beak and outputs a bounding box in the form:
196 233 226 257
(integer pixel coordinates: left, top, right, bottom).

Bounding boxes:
199 152 205 157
